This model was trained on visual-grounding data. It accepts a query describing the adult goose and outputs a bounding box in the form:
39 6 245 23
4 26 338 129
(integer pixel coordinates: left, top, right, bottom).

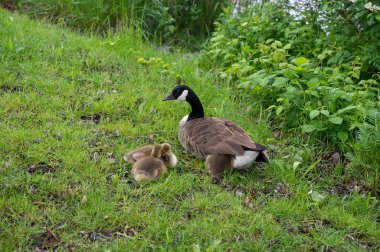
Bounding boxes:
162 85 269 177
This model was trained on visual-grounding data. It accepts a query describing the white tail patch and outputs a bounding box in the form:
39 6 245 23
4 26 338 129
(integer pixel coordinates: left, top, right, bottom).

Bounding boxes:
233 151 260 169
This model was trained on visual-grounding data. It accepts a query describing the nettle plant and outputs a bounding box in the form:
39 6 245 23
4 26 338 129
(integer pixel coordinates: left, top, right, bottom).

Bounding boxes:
244 53 377 144
202 2 379 148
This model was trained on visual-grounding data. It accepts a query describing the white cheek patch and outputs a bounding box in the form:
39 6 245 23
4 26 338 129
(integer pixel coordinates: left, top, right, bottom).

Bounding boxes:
177 89 188 101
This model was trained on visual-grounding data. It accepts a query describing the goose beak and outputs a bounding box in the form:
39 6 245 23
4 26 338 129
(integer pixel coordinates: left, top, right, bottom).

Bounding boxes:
162 93 174 101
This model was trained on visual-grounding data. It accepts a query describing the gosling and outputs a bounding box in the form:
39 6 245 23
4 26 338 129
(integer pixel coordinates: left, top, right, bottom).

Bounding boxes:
131 145 167 182
124 143 177 167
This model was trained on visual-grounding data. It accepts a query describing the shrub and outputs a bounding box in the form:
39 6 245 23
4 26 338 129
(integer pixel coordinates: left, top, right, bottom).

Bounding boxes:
201 0 379 187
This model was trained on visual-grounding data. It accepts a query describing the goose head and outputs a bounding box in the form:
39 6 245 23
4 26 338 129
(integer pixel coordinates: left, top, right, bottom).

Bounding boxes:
163 85 204 121
162 85 193 102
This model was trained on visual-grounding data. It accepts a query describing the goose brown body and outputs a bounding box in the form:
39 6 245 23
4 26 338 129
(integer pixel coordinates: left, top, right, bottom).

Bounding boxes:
179 117 267 160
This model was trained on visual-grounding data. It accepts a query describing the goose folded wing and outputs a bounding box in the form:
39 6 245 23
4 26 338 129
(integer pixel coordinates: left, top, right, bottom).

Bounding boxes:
182 117 266 156
221 118 267 151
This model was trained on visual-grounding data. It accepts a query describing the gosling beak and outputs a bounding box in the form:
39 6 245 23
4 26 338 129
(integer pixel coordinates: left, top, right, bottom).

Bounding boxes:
162 93 175 101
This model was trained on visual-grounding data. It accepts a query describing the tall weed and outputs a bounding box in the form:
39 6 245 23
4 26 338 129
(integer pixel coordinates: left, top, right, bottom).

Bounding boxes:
3 0 226 48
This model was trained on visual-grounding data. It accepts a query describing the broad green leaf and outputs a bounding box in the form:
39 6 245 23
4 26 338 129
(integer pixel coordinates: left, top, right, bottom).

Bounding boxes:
272 40 282 48
320 110 330 116
317 53 326 60
309 190 326 202
307 78 319 89
329 117 343 124
335 105 356 115
337 131 348 142
206 240 221 252
309 110 320 119
273 77 289 87
344 77 354 84
301 124 316 133
210 35 224 42
240 65 254 74
293 161 301 170
237 81 251 89
259 77 270 87
294 57 307 66
276 106 284 116
168 25 175 33
219 72 227 79
283 43 292 50
272 51 285 62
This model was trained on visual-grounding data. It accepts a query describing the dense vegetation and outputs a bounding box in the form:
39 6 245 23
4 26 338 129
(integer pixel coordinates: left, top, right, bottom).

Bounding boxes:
1 0 226 49
201 0 380 191
0 0 379 250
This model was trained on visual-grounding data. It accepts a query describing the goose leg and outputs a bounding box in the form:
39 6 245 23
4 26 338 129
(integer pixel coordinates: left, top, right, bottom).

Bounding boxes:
205 155 233 177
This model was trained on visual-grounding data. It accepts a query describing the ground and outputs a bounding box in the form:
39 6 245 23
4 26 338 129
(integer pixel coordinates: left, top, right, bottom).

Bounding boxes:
0 9 379 251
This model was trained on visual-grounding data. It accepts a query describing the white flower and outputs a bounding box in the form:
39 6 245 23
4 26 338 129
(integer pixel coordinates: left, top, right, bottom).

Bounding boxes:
364 2 380 12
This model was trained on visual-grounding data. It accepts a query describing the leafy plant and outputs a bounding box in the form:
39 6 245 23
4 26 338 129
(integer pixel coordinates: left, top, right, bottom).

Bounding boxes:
201 0 380 190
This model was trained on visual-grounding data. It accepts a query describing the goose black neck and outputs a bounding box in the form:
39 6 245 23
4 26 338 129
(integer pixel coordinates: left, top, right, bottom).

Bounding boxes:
187 91 204 121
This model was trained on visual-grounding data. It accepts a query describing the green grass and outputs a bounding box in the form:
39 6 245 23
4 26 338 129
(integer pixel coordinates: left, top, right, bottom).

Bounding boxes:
0 9 379 251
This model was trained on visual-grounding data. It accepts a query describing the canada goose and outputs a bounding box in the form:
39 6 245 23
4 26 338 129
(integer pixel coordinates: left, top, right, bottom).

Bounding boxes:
124 143 177 167
163 85 269 177
131 144 167 182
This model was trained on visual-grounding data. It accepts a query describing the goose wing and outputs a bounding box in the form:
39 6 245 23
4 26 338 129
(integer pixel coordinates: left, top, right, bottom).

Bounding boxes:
179 117 266 158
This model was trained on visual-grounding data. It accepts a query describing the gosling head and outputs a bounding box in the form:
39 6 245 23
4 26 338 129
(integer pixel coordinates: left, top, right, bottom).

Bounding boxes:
160 143 171 161
162 85 193 102
160 143 177 167
151 144 162 158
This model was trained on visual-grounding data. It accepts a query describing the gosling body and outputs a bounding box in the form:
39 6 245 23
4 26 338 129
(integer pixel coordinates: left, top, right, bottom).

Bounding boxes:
124 143 177 167
131 145 167 182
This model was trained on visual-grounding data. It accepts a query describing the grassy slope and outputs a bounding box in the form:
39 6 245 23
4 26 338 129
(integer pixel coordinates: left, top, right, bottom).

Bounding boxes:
0 9 379 251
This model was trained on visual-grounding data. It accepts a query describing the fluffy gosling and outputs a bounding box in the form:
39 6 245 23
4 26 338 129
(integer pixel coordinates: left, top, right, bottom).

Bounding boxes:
124 143 177 167
131 144 167 182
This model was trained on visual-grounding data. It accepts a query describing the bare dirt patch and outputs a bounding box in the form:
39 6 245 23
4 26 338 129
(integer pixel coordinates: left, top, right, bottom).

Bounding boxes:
0 83 23 92
26 162 55 174
80 114 102 124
